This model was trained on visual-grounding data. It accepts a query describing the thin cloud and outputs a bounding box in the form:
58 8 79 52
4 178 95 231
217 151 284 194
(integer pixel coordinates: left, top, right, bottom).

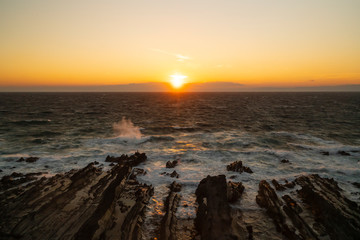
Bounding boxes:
150 48 190 62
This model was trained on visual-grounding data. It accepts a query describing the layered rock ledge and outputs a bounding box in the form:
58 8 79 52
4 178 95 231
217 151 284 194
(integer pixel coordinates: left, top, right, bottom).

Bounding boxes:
0 152 153 240
256 174 360 240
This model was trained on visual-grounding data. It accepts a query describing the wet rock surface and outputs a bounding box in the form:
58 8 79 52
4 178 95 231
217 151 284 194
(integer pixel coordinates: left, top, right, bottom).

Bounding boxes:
166 160 178 168
296 174 360 240
226 161 253 174
227 181 245 203
256 174 360 240
105 151 147 166
161 170 180 178
195 175 246 240
0 152 153 240
160 181 182 240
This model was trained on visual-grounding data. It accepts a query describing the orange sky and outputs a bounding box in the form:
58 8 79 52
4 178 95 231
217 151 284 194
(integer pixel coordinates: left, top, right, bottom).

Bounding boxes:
1 0 360 89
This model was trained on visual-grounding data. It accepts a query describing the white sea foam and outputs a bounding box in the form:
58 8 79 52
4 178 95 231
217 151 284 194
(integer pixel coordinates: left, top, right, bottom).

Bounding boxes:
113 117 142 139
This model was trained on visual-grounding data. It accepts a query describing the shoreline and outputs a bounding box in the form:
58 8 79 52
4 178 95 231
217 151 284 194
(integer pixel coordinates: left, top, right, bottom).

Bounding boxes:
1 152 359 239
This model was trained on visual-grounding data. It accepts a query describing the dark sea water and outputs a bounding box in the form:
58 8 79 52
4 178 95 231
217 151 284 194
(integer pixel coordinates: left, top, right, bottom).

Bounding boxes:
1 92 360 238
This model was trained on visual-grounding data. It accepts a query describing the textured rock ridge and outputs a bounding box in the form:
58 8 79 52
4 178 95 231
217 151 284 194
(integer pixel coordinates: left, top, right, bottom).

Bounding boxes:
0 152 153 240
256 174 360 240
195 175 247 240
160 181 182 240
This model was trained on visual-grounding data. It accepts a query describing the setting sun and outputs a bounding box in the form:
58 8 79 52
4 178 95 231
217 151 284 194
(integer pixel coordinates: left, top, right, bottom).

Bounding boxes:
170 74 187 89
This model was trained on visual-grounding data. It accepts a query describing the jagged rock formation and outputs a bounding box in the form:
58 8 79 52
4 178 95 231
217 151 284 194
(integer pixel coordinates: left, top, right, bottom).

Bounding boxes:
160 181 182 240
105 151 147 166
280 159 290 163
227 181 245 203
166 160 178 168
0 152 153 240
256 174 360 240
161 170 179 178
296 174 360 240
195 175 247 240
226 161 253 174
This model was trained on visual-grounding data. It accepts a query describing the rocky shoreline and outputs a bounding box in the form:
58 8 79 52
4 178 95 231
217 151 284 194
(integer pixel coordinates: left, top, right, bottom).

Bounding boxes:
0 153 359 239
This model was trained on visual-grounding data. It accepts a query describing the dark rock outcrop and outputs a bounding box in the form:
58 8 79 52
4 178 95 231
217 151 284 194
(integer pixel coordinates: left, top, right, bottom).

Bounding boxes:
195 175 244 240
337 150 351 156
296 174 360 240
257 174 360 240
166 160 178 168
0 172 46 191
161 170 179 178
105 151 147 166
160 181 182 240
0 152 153 240
256 180 317 240
227 181 245 203
16 157 39 163
226 161 253 174
280 159 290 163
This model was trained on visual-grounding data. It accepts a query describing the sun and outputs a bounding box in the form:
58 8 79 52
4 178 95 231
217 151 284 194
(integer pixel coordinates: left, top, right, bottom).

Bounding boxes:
170 74 187 89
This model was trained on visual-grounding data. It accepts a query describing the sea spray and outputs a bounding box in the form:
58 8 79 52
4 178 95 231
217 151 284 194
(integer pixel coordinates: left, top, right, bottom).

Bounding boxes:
113 117 142 139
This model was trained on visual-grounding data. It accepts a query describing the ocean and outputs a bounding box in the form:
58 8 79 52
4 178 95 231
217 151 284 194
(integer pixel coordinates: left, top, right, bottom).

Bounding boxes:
0 92 360 238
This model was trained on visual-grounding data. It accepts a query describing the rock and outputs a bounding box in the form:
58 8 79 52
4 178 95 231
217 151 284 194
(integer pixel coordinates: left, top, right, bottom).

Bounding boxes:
320 151 330 156
0 169 2 172
93 161 99 165
170 170 179 178
352 182 360 189
129 168 147 180
160 181 181 240
280 159 290 163
296 174 360 240
25 157 39 163
257 175 360 240
166 160 178 168
271 179 286 191
161 170 179 178
227 181 244 203
16 157 39 163
10 172 24 178
0 171 46 191
169 181 182 192
256 180 317 240
226 160 253 174
195 175 244 240
338 150 351 156
105 151 147 166
0 153 153 240
282 195 302 214
246 226 253 240
284 179 295 189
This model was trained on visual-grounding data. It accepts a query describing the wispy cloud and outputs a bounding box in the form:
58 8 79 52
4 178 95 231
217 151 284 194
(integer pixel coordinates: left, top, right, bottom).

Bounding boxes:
150 48 190 62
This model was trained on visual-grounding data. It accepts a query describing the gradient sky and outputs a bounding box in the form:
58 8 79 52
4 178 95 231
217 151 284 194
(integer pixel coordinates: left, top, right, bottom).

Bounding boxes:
1 0 360 88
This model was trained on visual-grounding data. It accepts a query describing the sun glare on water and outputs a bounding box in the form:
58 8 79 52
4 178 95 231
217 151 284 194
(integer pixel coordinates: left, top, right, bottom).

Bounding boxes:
170 74 187 89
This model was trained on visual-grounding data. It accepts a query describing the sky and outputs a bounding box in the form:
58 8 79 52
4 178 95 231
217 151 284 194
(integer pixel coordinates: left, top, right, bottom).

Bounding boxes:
1 0 360 91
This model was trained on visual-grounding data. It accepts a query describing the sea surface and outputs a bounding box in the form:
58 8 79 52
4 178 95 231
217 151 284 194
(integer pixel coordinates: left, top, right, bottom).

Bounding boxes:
1 92 360 238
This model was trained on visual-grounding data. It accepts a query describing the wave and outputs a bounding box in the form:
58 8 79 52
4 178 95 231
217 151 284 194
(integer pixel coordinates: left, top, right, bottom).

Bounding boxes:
31 131 62 138
9 119 51 126
146 136 175 142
